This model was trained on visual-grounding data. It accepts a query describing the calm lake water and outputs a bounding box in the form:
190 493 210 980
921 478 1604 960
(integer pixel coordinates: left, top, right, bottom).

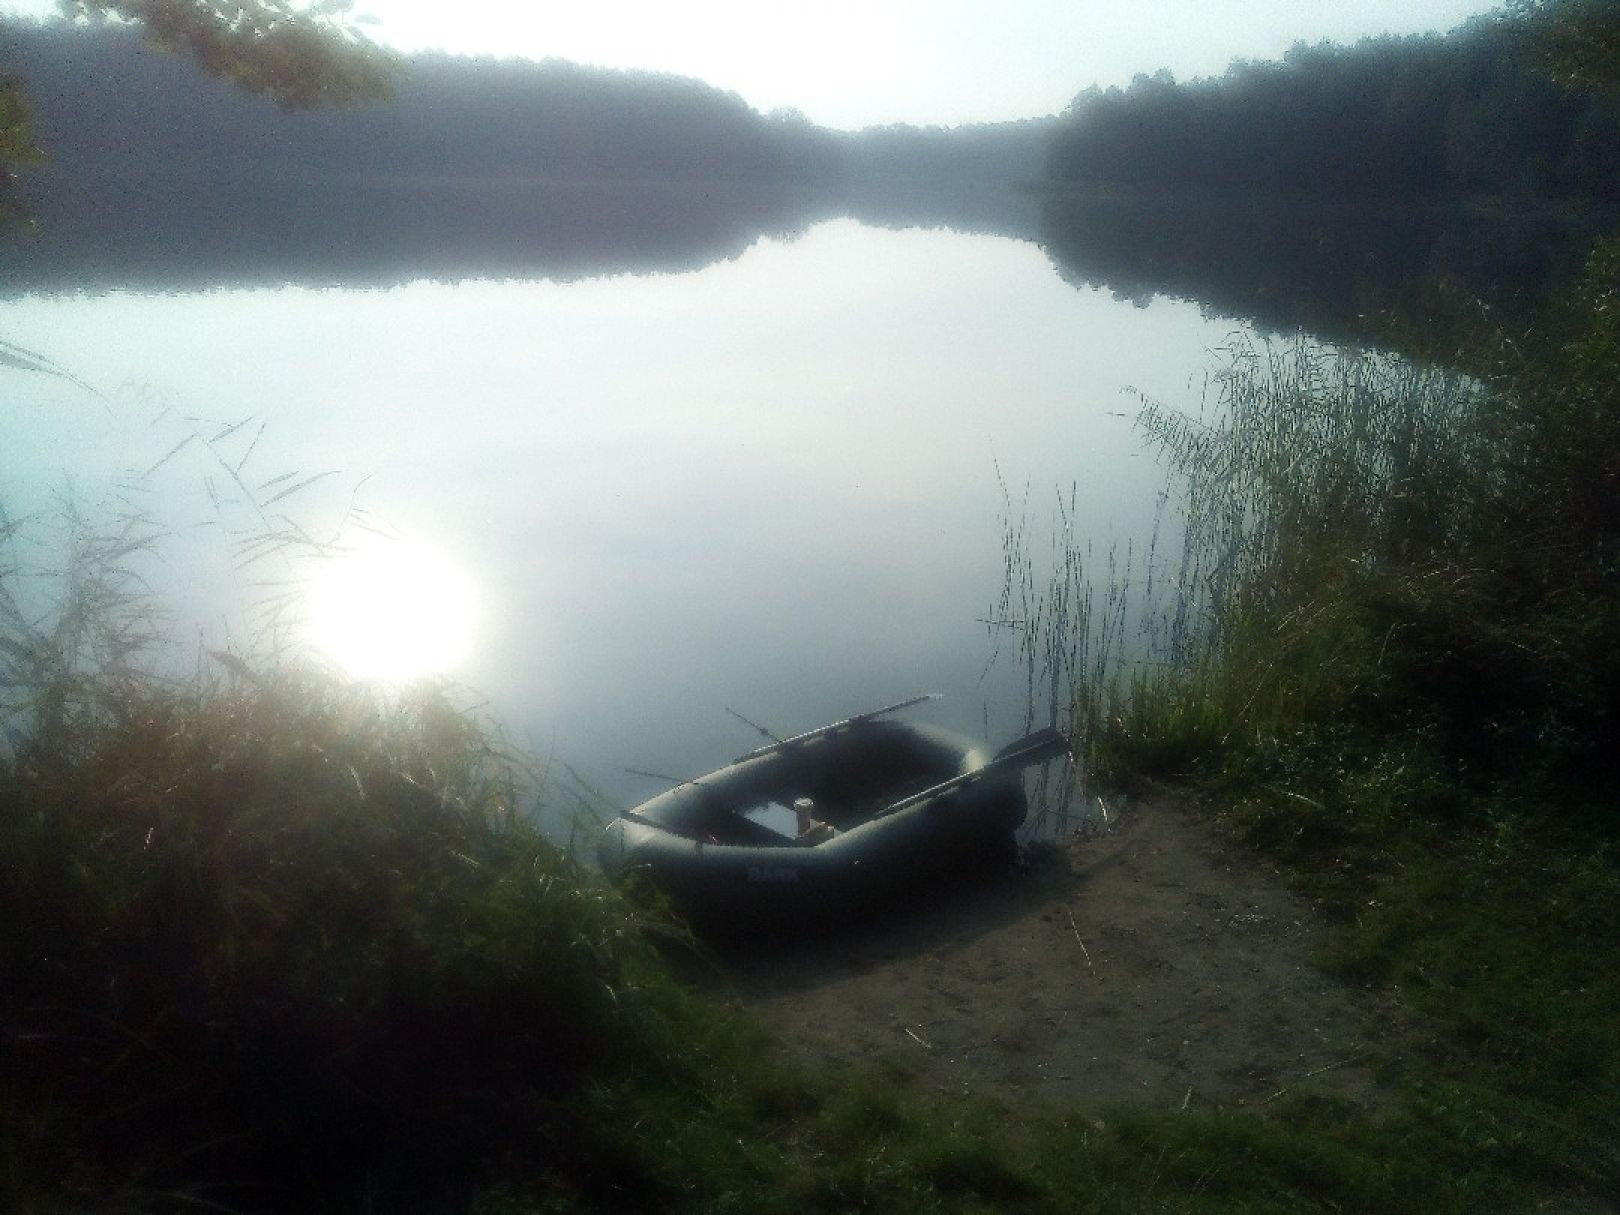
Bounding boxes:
3 216 1246 812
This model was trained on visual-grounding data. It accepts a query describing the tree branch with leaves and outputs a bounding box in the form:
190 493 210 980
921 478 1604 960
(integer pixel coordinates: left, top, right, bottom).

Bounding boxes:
59 0 396 108
1509 0 1620 93
3 1 396 220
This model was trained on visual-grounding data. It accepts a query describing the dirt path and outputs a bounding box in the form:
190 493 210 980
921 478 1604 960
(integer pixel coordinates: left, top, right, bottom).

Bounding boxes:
708 784 1407 1113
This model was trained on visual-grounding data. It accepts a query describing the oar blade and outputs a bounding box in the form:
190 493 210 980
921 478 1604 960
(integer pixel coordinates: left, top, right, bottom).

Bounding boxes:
992 726 1071 768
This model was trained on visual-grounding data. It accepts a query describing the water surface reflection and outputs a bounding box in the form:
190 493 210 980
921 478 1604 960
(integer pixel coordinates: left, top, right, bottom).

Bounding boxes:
303 536 481 683
3 219 1237 809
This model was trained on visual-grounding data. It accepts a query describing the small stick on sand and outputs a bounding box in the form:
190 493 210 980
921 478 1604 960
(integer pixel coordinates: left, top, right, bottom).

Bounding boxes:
1181 1087 1192 1110
1066 910 1094 971
1262 1087 1289 1104
904 1027 932 1049
1303 1056 1360 1078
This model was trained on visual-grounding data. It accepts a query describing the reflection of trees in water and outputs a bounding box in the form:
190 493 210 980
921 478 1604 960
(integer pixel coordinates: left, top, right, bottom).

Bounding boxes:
0 173 849 293
838 182 1044 244
0 174 1052 295
12 176 1602 345
1036 192 1616 346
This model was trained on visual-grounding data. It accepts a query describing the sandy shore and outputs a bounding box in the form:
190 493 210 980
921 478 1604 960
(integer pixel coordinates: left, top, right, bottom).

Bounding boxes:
706 784 1408 1114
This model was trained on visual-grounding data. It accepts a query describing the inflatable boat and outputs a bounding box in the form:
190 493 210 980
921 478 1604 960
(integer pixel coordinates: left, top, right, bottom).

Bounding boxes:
598 702 1069 932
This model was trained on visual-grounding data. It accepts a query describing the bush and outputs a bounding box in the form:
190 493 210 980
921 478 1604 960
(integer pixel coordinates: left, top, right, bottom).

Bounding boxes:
1 667 698 1210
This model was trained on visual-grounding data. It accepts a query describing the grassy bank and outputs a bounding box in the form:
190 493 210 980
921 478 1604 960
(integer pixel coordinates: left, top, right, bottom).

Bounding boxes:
1055 235 1620 1206
0 661 707 1209
10 331 1619 1215
2 641 1580 1213
0 509 1443 1215
7 209 1618 1215
8 247 1620 1210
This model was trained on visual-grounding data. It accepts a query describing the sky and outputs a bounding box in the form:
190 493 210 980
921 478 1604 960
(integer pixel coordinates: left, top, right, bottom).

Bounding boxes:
2 0 1510 128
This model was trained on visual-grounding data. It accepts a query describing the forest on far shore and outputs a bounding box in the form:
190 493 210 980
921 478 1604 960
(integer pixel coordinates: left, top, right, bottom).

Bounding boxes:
5 10 1620 219
1045 16 1620 202
1 22 1050 196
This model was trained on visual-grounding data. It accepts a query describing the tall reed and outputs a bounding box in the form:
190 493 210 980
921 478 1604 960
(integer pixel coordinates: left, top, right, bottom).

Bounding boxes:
1022 230 1619 815
989 470 1152 831
1129 339 1487 753
997 334 1498 795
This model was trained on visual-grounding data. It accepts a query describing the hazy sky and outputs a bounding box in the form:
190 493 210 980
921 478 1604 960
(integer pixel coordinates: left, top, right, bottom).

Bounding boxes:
3 0 1509 129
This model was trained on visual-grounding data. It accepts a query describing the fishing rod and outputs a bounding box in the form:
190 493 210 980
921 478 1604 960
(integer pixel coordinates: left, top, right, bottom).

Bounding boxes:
736 693 943 761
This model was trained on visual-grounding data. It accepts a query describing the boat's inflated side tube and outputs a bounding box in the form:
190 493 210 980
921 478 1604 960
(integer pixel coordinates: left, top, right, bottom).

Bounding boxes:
599 720 1027 931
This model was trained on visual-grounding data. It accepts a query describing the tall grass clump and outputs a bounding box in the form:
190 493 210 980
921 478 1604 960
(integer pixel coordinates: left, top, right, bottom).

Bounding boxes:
1108 233 1620 814
987 474 1136 829
1117 340 1489 786
993 340 1494 795
0 497 715 1211
1036 236 1620 1202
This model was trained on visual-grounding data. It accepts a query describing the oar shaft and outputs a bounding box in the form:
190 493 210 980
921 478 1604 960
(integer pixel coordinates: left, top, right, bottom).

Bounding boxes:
875 727 1070 818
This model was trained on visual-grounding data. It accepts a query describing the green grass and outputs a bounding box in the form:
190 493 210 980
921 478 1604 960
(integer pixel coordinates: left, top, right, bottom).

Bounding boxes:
0 663 727 1211
4 474 1590 1215
0 488 722 1210
15 634 1609 1213
968 223 1620 1212
1030 235 1620 1210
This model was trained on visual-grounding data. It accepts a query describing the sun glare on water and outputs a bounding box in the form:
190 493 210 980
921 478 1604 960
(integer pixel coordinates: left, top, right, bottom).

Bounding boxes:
304 538 480 682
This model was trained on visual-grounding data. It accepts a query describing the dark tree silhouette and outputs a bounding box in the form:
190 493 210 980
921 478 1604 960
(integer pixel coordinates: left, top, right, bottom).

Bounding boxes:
1045 18 1620 204
1513 0 1620 93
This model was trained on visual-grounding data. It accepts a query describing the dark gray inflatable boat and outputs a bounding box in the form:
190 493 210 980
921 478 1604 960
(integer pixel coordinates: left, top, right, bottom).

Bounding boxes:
599 705 1068 932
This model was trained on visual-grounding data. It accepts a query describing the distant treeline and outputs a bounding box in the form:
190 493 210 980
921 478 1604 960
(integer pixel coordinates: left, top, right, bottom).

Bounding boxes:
0 22 1048 291
3 23 1051 193
1046 21 1620 202
842 119 1052 185
5 23 839 185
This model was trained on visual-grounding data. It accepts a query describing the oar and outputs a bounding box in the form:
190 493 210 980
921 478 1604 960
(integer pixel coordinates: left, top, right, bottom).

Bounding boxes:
736 693 943 761
623 766 707 791
617 808 683 834
873 726 1071 819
